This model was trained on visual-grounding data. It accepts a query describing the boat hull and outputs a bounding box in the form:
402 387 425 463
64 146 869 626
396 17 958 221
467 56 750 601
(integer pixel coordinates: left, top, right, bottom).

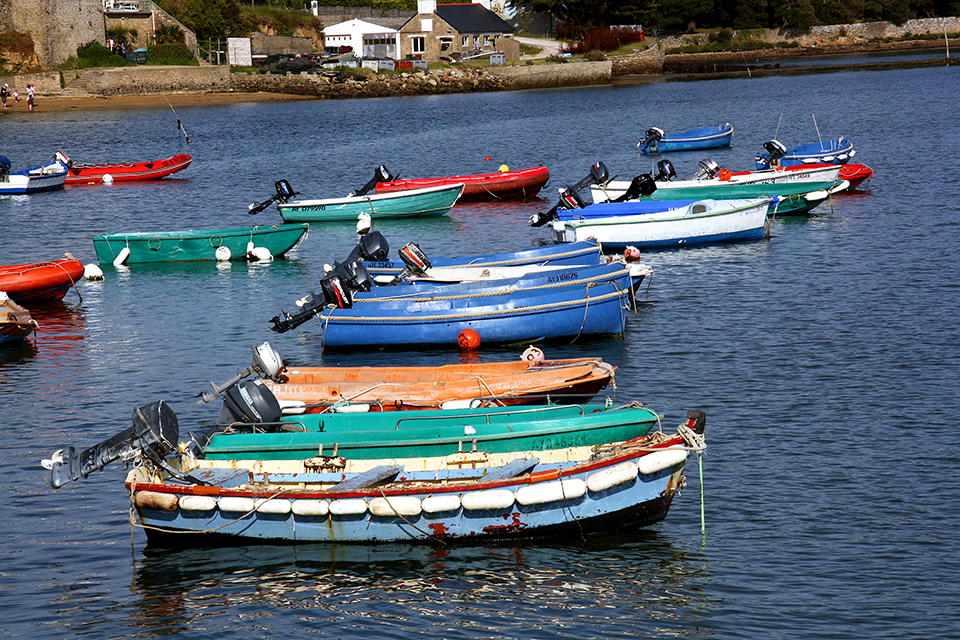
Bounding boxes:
0 256 85 302
756 137 855 169
374 166 550 201
551 198 771 249
278 184 464 222
92 224 309 264
0 162 68 194
641 123 734 154
64 154 192 184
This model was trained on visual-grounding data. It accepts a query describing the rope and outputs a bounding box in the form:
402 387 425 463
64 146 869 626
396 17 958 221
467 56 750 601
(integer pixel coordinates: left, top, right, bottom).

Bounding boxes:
377 486 447 545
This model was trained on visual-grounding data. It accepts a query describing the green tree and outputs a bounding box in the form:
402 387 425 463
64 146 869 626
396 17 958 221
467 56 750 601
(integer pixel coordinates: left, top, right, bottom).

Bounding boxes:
154 24 186 45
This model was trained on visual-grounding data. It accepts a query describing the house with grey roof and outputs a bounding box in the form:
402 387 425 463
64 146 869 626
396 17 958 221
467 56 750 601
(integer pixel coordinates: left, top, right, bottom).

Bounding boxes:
398 0 518 62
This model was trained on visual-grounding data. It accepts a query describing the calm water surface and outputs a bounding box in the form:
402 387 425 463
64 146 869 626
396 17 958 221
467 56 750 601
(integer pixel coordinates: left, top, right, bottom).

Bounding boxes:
2 66 959 639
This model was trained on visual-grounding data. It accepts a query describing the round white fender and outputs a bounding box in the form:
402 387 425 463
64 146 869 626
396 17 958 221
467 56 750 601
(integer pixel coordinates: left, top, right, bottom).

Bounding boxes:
370 496 423 517
637 449 689 475
254 498 292 515
461 489 515 511
135 490 180 511
421 494 462 513
218 496 255 512
102 173 114 184
83 263 104 280
587 461 638 493
113 247 130 266
329 498 368 515
250 247 273 262
179 495 217 511
292 499 330 516
215 246 232 261
516 478 586 506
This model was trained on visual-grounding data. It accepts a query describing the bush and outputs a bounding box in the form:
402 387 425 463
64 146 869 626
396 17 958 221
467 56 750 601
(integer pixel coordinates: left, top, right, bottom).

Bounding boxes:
559 25 645 55
61 40 127 69
147 43 197 65
584 49 607 61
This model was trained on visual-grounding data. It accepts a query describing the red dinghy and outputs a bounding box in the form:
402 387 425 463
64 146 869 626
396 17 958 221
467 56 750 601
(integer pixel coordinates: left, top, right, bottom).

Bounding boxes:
784 162 873 191
374 165 550 202
62 152 192 185
0 254 85 303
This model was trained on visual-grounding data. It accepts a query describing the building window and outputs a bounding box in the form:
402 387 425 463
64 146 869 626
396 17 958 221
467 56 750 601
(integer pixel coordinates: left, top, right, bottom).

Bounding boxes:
462 36 468 47
412 37 425 54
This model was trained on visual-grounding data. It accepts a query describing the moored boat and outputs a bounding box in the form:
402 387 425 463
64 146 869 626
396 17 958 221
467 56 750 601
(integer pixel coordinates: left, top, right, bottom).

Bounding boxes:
638 123 734 154
276 183 465 222
61 152 192 184
0 292 38 345
0 254 85 303
92 224 309 264
0 155 68 194
41 398 706 544
755 136 855 169
549 197 773 249
372 165 550 201
783 162 873 192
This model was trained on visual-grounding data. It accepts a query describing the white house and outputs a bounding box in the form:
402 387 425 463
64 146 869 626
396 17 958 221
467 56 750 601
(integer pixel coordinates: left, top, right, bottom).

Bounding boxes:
322 18 403 59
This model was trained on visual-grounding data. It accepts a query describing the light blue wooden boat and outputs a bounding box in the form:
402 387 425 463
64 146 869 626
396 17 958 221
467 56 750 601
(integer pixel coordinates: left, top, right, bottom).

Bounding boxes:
755 137 855 169
639 123 734 154
277 183 465 222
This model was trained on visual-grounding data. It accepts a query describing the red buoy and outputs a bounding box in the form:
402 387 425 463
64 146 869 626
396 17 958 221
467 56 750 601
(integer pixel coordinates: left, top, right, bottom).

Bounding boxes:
458 329 481 350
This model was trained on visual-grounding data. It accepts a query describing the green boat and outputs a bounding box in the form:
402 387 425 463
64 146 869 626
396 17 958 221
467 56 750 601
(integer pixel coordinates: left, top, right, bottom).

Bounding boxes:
92 223 309 264
277 183 465 222
202 403 662 461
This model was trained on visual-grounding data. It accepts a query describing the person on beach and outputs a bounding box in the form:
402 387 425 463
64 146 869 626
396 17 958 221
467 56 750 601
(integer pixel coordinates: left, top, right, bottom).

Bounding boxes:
1 84 8 108
26 84 35 111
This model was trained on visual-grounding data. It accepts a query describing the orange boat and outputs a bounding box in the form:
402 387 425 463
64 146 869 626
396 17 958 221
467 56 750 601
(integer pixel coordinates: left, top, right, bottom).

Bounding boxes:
263 355 616 413
0 254 85 303
62 153 192 185
373 165 550 202
0 293 38 345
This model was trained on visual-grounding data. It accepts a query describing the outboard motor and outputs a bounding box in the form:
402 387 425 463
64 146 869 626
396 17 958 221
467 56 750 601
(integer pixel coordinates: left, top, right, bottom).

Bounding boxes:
269 267 355 333
612 173 657 202
529 161 609 227
755 139 787 169
249 179 299 215
217 378 283 426
638 127 664 152
693 157 720 181
387 242 432 285
198 341 286 404
55 151 73 168
0 154 10 181
345 229 390 264
41 400 181 488
350 164 396 197
653 159 677 182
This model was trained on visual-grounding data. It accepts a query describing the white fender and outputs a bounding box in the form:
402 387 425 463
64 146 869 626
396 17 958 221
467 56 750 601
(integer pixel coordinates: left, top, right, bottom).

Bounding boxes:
421 494 461 513
254 498 292 514
179 495 217 511
292 499 329 516
83 263 104 280
135 491 180 511
215 246 232 261
369 496 422 517
113 247 130 266
218 496 255 512
329 498 368 515
251 247 273 261
102 173 114 183
516 479 586 506
587 461 638 493
462 489 515 511
637 449 689 476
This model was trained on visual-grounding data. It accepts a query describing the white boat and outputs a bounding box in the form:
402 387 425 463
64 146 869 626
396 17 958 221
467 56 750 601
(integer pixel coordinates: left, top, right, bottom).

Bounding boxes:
0 156 68 194
590 158 842 203
549 197 772 249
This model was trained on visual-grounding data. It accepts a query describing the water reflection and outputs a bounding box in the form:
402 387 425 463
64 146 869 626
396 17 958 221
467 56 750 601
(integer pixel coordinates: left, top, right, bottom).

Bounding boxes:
132 534 712 637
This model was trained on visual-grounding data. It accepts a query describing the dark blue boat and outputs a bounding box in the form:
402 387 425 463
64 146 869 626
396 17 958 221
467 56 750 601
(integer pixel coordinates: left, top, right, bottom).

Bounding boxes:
755 136 855 169
638 123 734 154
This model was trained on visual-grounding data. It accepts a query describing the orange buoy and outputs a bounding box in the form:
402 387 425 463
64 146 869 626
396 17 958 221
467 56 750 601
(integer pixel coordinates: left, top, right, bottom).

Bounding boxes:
718 168 732 181
458 329 481 350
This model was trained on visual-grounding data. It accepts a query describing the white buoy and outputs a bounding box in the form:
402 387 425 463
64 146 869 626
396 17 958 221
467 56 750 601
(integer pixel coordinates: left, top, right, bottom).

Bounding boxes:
102 173 113 184
522 346 545 362
83 263 104 281
215 246 232 261
112 247 130 266
250 247 272 262
246 241 255 253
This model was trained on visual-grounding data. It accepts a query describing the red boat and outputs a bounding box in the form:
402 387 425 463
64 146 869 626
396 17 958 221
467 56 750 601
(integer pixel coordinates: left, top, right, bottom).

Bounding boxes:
61 152 192 185
784 162 873 191
0 255 85 303
374 165 550 202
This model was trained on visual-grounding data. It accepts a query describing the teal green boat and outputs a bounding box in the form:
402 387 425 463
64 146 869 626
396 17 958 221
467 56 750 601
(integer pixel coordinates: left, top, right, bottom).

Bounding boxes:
92 223 309 264
277 183 464 222
202 403 662 461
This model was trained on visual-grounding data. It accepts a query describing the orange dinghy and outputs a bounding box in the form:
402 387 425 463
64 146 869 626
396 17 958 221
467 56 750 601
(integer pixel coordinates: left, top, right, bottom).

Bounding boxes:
201 343 616 414
0 254 85 303
62 153 192 184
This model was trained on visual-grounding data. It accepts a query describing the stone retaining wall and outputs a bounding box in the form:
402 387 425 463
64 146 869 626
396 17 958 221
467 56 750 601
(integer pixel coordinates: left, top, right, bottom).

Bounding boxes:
60 65 230 97
486 61 611 89
4 70 62 95
610 43 664 75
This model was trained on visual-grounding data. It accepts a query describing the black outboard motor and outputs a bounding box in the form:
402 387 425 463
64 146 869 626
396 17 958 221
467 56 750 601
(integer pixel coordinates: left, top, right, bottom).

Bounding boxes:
638 127 664 151
693 157 720 181
217 378 283 426
653 159 676 182
249 179 299 215
198 342 286 405
755 139 787 169
345 229 390 264
0 154 10 181
612 173 657 202
350 165 396 197
41 400 180 488
386 242 432 285
270 267 356 333
529 161 609 227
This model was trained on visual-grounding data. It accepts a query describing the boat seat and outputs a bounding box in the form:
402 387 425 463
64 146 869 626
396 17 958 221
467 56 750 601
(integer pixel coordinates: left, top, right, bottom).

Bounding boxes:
482 457 540 481
331 464 402 491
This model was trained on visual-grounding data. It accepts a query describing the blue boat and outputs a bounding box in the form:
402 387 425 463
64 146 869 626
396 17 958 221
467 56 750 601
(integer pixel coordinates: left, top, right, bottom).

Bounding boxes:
268 261 648 349
638 123 734 154
362 238 604 278
0 155 68 194
755 137 855 169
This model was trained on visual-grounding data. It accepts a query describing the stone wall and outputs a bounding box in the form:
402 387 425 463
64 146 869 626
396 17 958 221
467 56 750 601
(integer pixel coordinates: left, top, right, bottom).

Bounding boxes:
4 0 104 67
249 33 315 56
610 43 663 75
486 60 610 89
314 6 415 27
3 70 62 95
60 65 230 96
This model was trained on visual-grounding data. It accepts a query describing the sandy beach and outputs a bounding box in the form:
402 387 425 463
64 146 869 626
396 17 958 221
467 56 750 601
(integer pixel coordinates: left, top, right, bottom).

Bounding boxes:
1 90 316 114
